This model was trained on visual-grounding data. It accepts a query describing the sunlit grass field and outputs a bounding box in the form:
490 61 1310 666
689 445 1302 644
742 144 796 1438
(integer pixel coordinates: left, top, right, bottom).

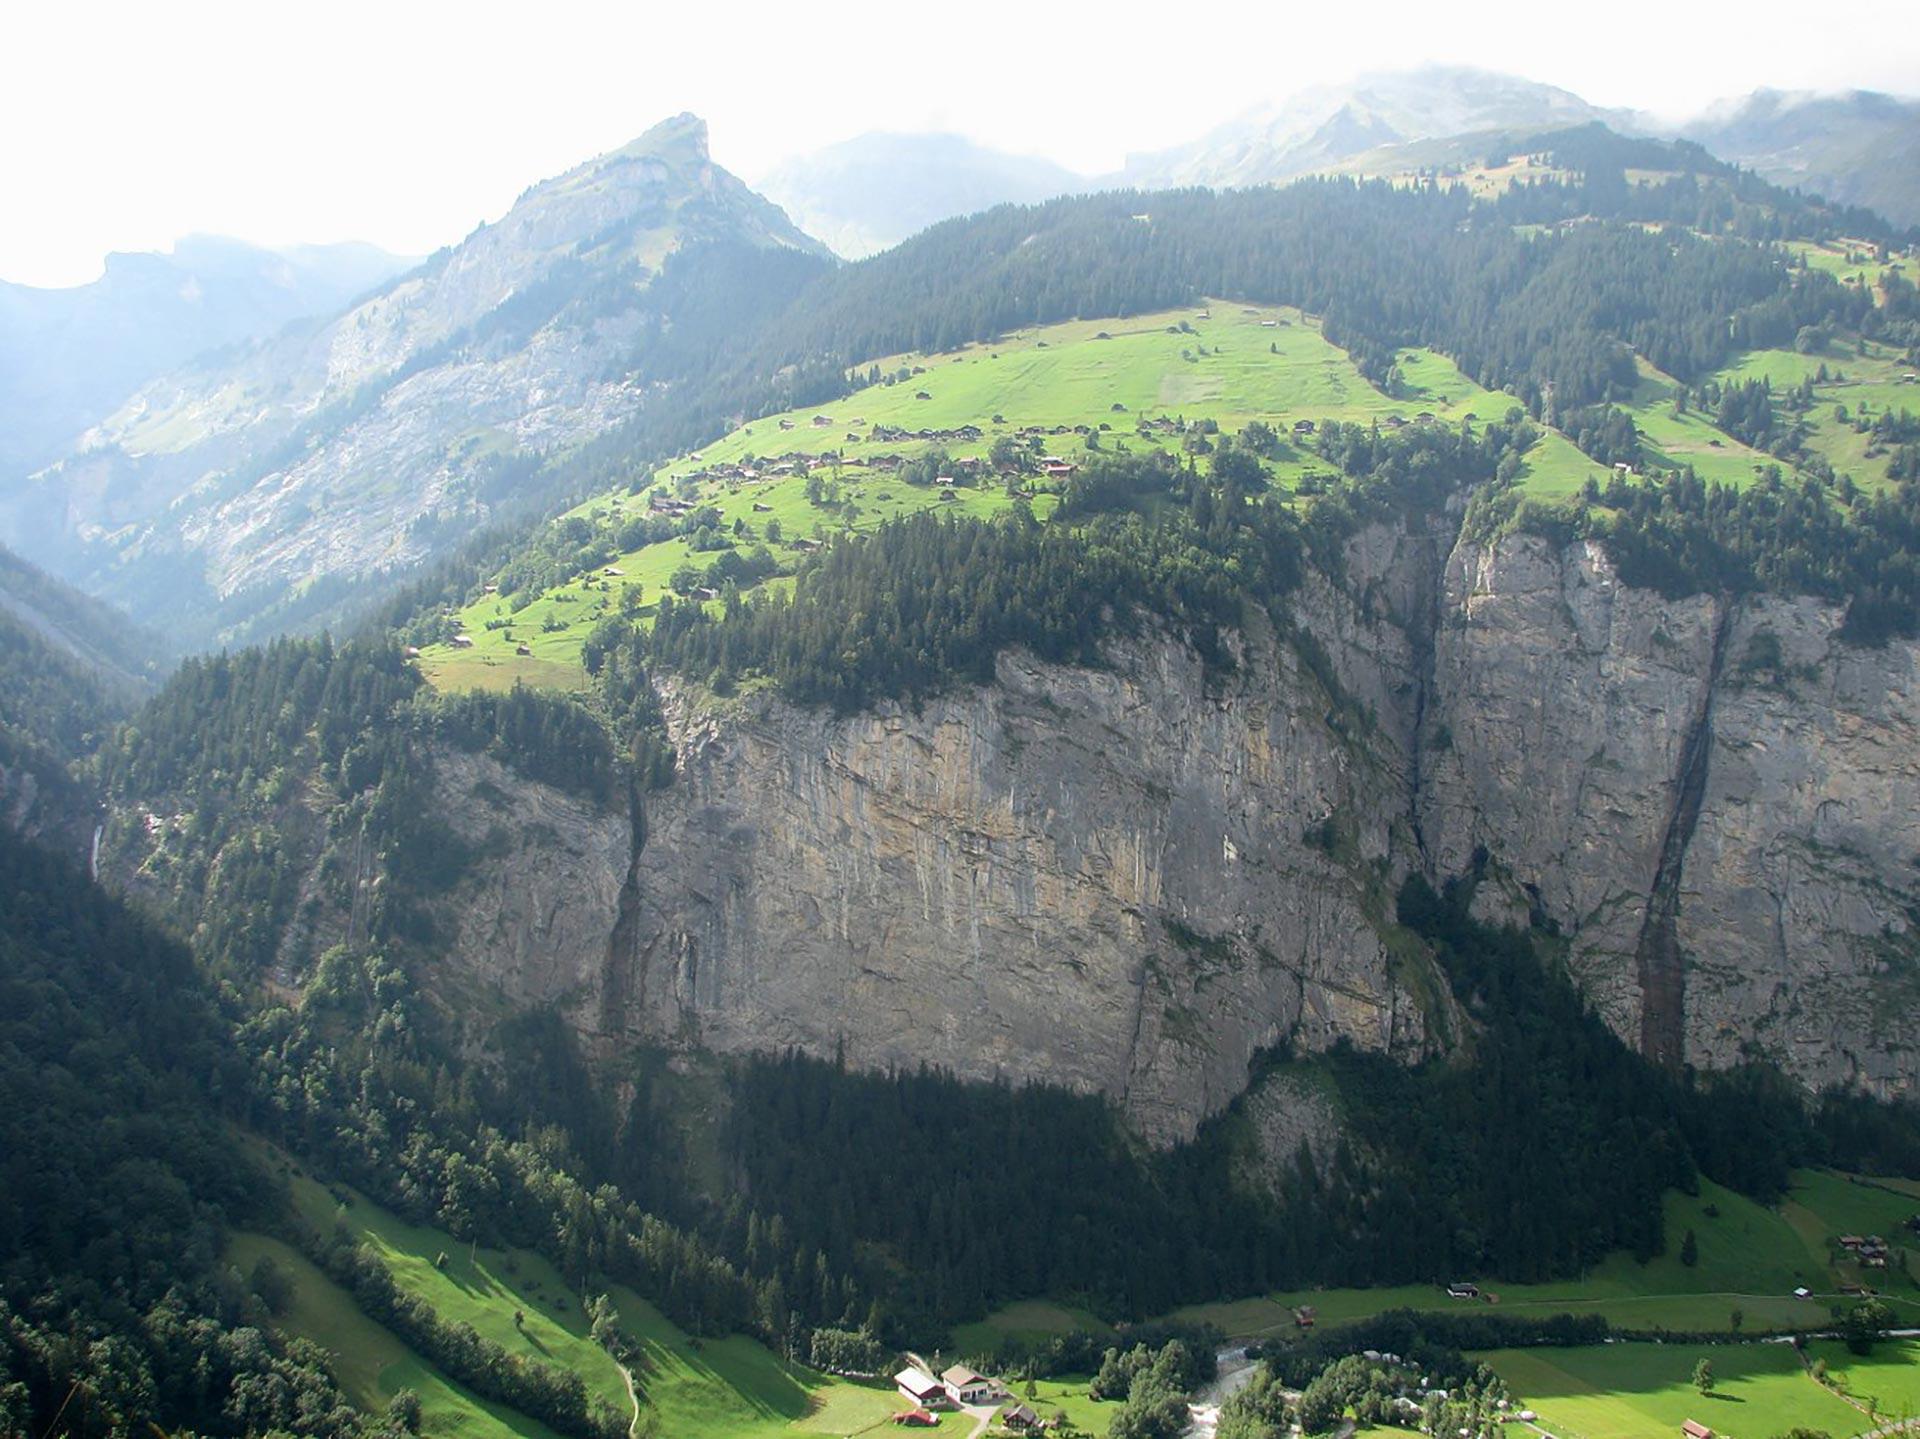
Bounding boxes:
240 1155 908 1438
1481 1340 1862 1439
419 303 1599 691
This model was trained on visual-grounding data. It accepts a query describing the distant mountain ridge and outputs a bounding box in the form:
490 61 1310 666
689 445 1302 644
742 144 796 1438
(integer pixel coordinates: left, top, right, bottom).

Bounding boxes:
1683 88 1920 228
9 114 833 645
757 68 1919 251
1115 65 1623 190
0 235 410 480
756 132 1084 257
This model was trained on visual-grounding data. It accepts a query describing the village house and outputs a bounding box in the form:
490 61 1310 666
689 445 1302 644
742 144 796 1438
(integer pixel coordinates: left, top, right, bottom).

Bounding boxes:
1445 1282 1480 1299
893 1408 937 1427
1002 1402 1041 1431
894 1368 948 1410
450 634 475 649
1681 1421 1714 1439
941 1365 997 1404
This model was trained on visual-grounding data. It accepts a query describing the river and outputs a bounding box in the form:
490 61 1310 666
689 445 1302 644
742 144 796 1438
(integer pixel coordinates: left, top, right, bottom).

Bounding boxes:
1183 1347 1259 1439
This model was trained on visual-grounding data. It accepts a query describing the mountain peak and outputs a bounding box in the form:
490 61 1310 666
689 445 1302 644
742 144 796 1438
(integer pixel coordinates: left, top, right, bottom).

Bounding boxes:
612 112 711 166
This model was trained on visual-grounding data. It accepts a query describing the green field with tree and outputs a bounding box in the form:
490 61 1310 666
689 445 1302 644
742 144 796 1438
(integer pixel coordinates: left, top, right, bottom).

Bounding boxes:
1479 1341 1863 1439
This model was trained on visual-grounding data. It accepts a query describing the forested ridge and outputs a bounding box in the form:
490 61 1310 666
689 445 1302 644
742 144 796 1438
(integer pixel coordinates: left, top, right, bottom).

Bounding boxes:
732 151 1904 426
510 127 1916 534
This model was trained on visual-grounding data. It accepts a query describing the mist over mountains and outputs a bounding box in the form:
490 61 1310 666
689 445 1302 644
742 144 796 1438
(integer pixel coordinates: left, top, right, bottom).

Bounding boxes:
0 235 409 479
759 66 1920 256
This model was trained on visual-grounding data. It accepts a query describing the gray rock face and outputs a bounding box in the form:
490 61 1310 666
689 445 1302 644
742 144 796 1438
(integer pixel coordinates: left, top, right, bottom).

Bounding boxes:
432 749 635 1015
1424 532 1920 1097
110 521 1911 1145
605 616 1436 1145
389 525 1920 1145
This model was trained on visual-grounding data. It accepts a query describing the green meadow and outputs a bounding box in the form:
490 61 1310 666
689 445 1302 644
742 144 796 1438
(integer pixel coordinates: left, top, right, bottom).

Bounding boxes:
950 1298 1110 1359
606 1287 909 1439
1617 358 1774 487
420 303 1598 693
1025 1376 1119 1436
226 1230 570 1439
1711 339 1919 494
286 1172 633 1420
1786 237 1920 290
1151 1171 1920 1343
1805 1337 1920 1421
1481 1340 1863 1439
240 1157 916 1439
418 290 1914 698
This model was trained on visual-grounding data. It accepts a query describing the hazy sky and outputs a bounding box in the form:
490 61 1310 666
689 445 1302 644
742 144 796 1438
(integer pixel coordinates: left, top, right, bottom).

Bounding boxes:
6 0 1916 286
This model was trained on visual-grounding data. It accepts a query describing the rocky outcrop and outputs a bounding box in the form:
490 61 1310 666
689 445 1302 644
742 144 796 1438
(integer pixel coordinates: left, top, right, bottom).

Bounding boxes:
609 615 1438 1145
431 749 637 1016
1424 532 1920 1097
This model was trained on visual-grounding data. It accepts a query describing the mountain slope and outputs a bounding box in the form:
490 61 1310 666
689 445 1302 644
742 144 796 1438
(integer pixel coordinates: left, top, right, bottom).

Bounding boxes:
1117 65 1618 190
0 542 159 845
0 235 409 480
12 114 833 646
1684 88 1920 228
757 131 1084 257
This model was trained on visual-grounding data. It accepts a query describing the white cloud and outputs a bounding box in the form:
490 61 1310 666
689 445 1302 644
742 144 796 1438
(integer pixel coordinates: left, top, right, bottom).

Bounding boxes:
3 0 1915 285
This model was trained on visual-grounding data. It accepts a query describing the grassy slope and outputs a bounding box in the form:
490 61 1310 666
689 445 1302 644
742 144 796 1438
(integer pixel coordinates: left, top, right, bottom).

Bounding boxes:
261 1163 921 1438
225 1231 569 1439
606 1287 910 1439
1786 238 1920 290
1713 338 1920 494
950 1299 1110 1359
1027 1376 1117 1436
420 303 1591 693
1807 1337 1920 1421
1480 1341 1862 1439
1619 358 1774 487
287 1172 633 1419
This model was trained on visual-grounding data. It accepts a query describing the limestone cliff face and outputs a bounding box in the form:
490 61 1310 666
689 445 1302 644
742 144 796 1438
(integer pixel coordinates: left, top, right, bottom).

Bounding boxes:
111 522 1911 1141
1423 532 1920 1096
610 616 1437 1145
401 524 1919 1143
432 749 634 1016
